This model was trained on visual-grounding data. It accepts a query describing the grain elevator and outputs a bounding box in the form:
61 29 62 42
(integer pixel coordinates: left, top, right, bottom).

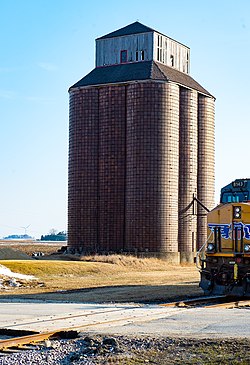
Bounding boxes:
68 22 215 263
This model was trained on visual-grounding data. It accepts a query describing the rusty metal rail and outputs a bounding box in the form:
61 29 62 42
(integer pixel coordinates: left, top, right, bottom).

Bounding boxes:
0 316 138 351
0 305 144 351
0 330 62 351
207 299 250 309
160 296 250 308
160 295 227 308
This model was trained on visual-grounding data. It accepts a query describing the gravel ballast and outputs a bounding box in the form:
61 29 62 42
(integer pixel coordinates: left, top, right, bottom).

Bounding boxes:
0 335 249 365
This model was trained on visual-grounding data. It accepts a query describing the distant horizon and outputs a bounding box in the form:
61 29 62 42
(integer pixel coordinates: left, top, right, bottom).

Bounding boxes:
1 230 67 240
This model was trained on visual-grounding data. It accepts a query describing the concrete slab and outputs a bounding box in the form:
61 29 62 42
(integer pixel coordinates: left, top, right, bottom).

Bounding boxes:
93 307 250 338
0 301 249 339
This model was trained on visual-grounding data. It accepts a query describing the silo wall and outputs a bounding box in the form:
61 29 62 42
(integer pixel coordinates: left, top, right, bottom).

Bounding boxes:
68 88 99 253
178 88 198 263
68 82 215 262
98 85 126 252
197 95 215 248
126 81 180 263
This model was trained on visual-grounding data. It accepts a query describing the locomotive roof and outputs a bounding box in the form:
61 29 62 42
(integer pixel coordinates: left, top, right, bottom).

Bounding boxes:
222 179 250 191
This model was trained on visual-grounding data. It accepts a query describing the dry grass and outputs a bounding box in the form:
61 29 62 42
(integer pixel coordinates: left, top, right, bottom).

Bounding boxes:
0 243 63 257
81 254 176 269
0 255 202 303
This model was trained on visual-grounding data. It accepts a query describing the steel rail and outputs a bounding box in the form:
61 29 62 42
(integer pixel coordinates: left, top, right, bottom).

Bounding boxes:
160 296 250 308
205 299 250 309
0 304 184 351
0 331 62 351
0 315 146 351
159 295 227 307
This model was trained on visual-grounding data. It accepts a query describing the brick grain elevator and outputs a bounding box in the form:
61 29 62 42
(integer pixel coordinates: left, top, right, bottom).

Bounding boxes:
68 22 215 263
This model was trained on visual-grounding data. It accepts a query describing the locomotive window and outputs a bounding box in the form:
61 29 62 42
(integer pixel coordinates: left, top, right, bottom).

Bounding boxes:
221 192 249 203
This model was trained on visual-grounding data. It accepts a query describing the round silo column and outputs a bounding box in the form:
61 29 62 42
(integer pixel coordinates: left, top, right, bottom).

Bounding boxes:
126 81 180 263
160 82 180 261
178 88 198 263
98 85 126 253
68 88 99 254
197 95 215 248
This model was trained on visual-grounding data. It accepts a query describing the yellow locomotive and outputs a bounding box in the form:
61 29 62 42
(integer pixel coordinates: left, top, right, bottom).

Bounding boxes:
197 179 250 296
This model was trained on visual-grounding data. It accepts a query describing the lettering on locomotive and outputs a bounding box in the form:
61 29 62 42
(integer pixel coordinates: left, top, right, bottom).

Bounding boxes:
208 222 250 240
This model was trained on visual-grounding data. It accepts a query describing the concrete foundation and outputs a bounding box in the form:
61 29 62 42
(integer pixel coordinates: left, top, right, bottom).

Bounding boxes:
180 252 195 264
158 252 180 264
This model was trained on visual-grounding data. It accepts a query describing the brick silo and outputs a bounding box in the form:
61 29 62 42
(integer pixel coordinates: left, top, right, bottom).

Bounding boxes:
197 95 215 248
98 85 127 252
178 88 198 262
68 88 99 252
125 82 179 262
68 22 215 263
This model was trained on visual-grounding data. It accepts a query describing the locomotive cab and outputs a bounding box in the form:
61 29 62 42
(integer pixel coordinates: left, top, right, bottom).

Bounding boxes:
198 179 250 296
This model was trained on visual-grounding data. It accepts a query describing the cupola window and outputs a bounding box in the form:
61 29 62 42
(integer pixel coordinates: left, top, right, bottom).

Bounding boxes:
120 50 128 63
170 54 174 66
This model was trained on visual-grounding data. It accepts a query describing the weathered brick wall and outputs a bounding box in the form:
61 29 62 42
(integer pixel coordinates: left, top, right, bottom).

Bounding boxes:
197 95 215 248
68 81 215 259
178 88 198 254
98 86 126 252
160 83 180 253
68 88 99 252
125 82 180 254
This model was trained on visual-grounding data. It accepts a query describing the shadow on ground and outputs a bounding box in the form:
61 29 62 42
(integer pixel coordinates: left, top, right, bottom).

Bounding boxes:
0 283 203 304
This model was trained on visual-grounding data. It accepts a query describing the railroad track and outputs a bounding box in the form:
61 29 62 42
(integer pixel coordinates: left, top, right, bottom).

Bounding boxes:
0 330 78 355
0 305 173 353
160 295 250 309
0 296 249 353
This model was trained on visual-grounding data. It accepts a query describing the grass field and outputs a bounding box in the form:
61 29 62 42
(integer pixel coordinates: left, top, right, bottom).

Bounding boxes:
0 254 202 303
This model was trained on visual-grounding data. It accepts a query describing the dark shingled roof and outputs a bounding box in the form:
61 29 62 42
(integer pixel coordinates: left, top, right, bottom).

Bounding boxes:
69 61 213 97
96 21 154 40
156 62 213 97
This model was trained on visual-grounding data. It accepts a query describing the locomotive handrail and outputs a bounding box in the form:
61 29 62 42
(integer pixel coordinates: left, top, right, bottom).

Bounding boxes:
196 231 213 270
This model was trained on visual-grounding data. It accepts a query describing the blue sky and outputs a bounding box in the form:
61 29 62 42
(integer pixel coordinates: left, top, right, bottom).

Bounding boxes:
0 0 249 239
